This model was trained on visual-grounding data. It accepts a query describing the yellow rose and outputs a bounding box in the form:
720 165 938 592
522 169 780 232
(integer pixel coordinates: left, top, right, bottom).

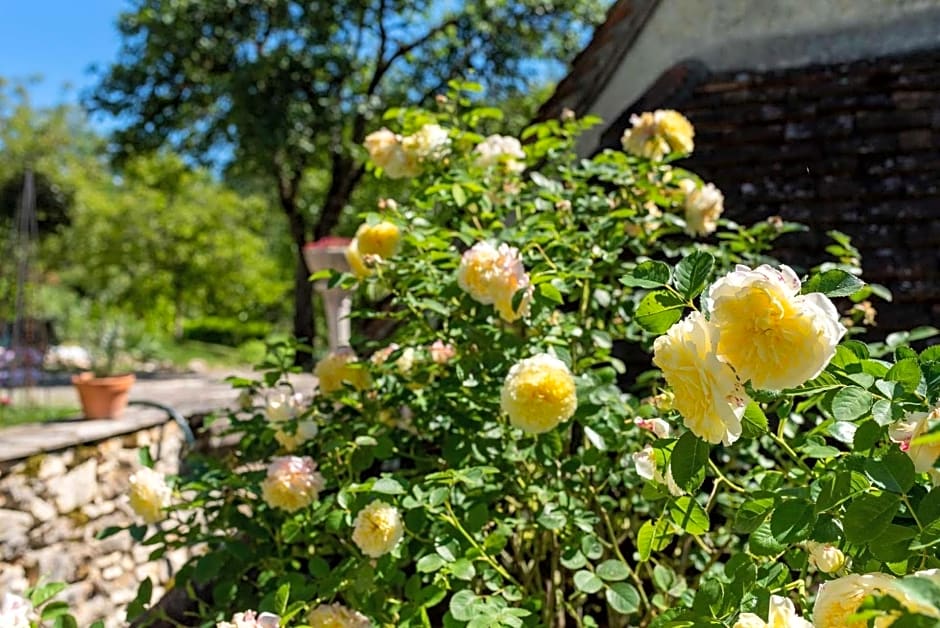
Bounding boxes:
680 179 724 237
352 499 405 558
457 242 532 321
260 455 325 513
656 109 695 156
890 407 940 473
473 134 526 172
314 349 371 394
128 467 172 524
363 128 419 179
812 573 898 628
346 221 401 278
807 542 846 574
707 264 846 391
401 123 450 161
621 111 670 160
500 353 577 434
652 312 748 445
274 419 319 452
308 603 371 628
734 595 812 628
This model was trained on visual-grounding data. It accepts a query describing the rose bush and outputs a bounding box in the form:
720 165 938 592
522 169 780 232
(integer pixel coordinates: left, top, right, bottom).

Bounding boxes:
106 83 940 627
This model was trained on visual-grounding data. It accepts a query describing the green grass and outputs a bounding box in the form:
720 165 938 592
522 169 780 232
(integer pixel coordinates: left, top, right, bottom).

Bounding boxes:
154 338 268 370
0 404 81 428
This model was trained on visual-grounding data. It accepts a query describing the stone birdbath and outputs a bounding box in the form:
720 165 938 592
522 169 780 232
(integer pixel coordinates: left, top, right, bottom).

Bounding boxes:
303 237 353 351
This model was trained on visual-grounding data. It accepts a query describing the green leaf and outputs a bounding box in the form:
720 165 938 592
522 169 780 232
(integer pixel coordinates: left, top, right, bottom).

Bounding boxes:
138 446 155 469
274 583 290 615
734 495 774 533
803 269 865 297
574 570 604 594
769 499 814 543
637 519 672 561
635 289 686 334
844 492 900 544
831 386 874 421
749 520 787 556
596 560 630 582
537 509 567 531
30 582 66 607
673 251 714 299
740 401 768 438
620 260 671 288
372 477 405 495
449 590 478 622
451 183 467 207
417 554 446 573
538 282 564 305
450 558 476 581
865 450 915 494
669 497 709 535
606 582 641 614
670 432 710 492
886 358 922 394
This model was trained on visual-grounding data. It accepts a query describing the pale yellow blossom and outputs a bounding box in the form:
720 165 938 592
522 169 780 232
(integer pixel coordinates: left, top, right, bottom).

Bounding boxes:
708 264 846 391
345 221 401 278
652 312 748 445
314 349 371 394
364 128 420 178
621 110 694 160
352 499 405 558
128 467 172 524
890 407 940 473
807 542 846 574
734 595 812 628
500 353 577 434
812 573 897 628
457 242 532 322
680 179 724 237
260 456 325 513
308 603 371 628
473 134 526 172
401 123 450 161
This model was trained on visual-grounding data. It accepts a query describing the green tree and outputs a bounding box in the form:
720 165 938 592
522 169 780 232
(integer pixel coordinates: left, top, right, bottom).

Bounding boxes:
61 152 289 337
89 0 607 360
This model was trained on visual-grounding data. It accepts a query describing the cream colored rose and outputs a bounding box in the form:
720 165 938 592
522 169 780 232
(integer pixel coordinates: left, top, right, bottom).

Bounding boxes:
653 312 748 445
308 603 371 628
890 407 940 473
457 242 532 322
364 128 419 178
635 417 672 439
473 134 526 172
812 573 898 628
274 419 319 452
807 542 846 574
264 390 304 423
128 467 173 524
621 110 694 160
707 264 846 391
260 456 325 513
314 349 371 394
632 445 682 496
352 499 405 558
500 353 578 434
680 179 724 237
401 123 450 161
734 595 812 628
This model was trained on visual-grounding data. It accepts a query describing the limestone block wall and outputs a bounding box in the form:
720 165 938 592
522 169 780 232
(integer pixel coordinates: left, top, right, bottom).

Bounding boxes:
0 421 191 627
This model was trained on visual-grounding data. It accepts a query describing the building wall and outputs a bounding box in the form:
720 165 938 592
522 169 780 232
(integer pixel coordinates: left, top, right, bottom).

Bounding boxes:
582 0 940 150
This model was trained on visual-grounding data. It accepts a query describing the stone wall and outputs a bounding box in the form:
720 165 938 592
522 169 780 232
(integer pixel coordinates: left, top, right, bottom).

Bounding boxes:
0 420 191 627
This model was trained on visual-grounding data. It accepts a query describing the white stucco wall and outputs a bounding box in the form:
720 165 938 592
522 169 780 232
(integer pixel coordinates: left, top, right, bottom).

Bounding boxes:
583 0 940 150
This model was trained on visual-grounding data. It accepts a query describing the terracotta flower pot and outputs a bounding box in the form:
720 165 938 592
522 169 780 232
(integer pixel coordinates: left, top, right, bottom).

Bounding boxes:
72 372 136 419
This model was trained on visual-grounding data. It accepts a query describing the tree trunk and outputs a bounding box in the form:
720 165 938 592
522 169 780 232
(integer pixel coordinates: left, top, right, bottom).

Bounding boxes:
280 190 315 368
314 155 362 239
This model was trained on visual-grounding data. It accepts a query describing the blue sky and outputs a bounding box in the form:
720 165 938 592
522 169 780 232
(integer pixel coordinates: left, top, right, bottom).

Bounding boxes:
0 1 128 111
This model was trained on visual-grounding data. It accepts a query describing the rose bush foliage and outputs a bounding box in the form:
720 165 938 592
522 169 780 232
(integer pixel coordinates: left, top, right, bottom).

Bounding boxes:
107 83 940 627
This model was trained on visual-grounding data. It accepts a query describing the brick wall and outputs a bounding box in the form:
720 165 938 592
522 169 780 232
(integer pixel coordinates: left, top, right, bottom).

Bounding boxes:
599 48 940 336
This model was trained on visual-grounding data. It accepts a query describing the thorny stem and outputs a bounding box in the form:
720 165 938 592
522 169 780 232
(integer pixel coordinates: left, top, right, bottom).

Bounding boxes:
708 459 747 493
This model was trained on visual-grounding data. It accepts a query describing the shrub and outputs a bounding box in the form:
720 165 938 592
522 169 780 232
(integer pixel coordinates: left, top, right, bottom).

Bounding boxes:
111 86 940 627
182 316 274 347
